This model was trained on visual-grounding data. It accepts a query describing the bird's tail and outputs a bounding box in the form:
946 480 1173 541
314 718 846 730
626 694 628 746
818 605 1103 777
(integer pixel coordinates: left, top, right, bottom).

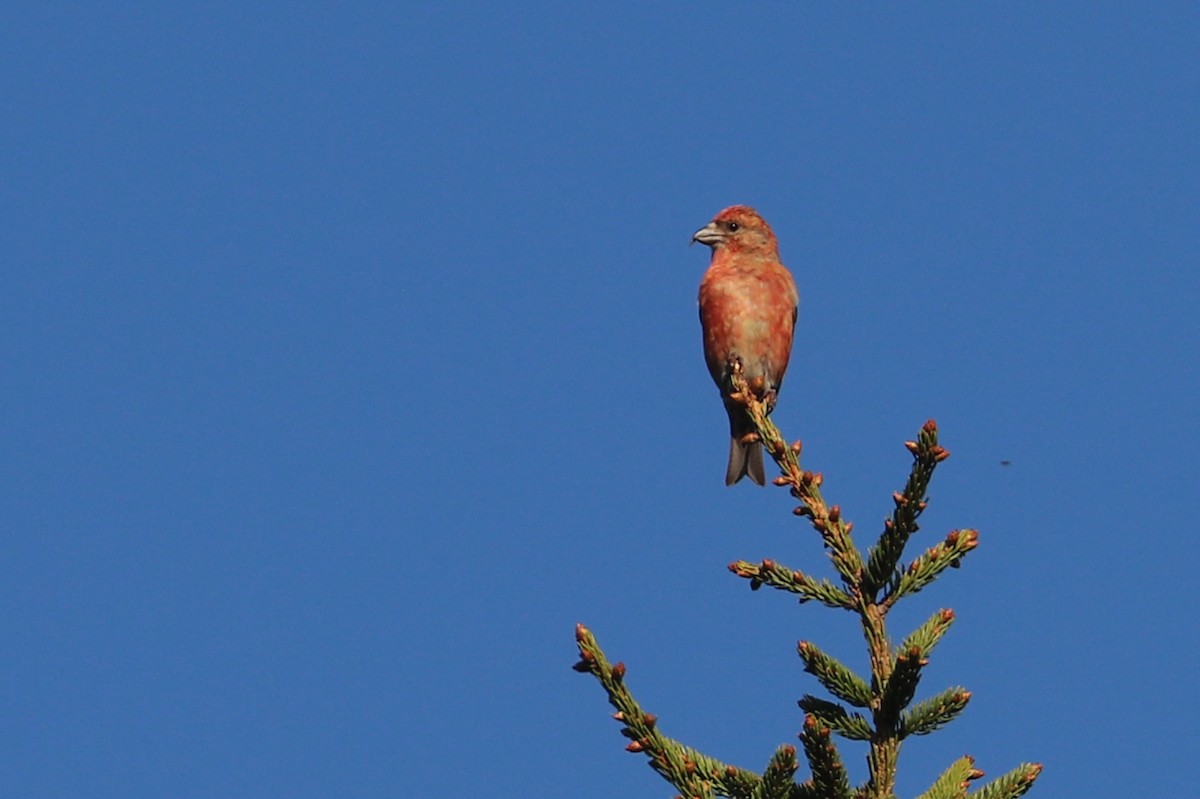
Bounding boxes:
725 408 766 486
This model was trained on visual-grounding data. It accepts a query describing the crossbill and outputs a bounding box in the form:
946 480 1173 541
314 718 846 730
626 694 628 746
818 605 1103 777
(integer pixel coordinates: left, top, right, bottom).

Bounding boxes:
694 206 799 485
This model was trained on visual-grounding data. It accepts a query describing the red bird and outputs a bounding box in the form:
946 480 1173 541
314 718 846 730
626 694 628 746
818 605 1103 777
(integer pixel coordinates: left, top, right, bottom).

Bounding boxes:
694 206 799 485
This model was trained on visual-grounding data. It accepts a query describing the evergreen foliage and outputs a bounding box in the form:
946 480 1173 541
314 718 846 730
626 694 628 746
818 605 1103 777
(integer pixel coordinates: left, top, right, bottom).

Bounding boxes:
574 360 1041 798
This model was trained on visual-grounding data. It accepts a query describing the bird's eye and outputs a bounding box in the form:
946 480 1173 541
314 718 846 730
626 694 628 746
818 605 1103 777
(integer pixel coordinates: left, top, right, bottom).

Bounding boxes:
726 221 740 232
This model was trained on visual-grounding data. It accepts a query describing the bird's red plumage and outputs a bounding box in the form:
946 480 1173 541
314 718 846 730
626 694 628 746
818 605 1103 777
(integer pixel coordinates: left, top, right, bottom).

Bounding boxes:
695 206 799 485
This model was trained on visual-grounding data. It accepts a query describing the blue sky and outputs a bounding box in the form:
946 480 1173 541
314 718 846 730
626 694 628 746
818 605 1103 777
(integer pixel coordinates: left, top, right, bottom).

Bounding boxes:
2 4 1197 797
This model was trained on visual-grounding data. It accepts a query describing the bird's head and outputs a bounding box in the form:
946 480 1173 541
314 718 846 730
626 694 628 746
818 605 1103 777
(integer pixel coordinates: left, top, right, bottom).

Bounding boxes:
691 205 779 257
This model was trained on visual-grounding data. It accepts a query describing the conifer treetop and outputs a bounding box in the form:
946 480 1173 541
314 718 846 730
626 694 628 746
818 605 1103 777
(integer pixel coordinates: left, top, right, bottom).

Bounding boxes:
574 357 1041 799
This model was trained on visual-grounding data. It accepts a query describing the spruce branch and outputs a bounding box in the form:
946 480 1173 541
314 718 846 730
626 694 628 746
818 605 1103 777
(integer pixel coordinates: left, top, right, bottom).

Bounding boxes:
575 355 1041 797
914 755 981 799
969 764 1043 799
797 641 872 708
722 363 1036 797
756 745 800 799
899 687 972 738
725 366 863 588
574 623 764 799
798 715 852 799
864 421 948 597
797 696 874 741
729 559 856 609
879 646 926 728
899 609 956 658
889 531 979 605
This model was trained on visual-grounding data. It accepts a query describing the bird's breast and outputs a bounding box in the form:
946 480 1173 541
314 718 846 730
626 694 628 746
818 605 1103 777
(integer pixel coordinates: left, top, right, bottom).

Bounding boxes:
698 260 798 389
